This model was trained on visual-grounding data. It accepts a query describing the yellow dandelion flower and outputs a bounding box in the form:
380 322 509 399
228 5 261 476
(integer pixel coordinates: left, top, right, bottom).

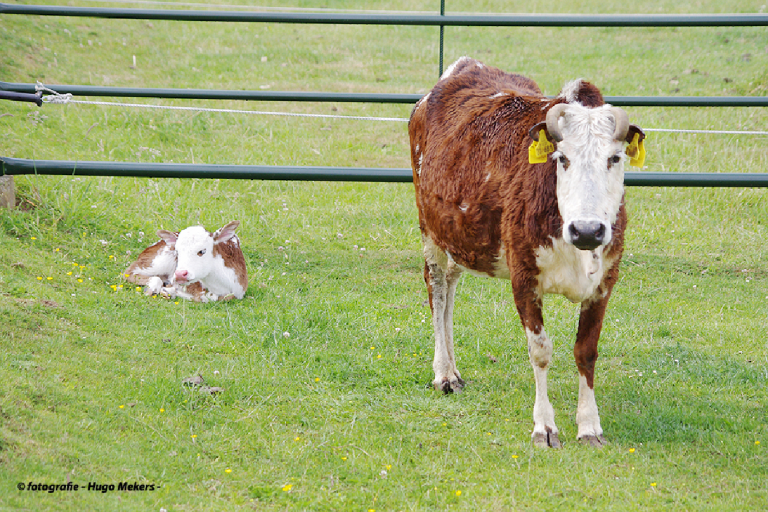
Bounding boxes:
341 456 347 461
118 405 124 409
31 237 37 240
191 434 197 439
47 277 53 280
55 248 60 252
282 484 292 492
225 468 232 474
159 408 165 413
37 277 43 281
370 346 375 350
442 422 447 427
110 285 117 291
651 482 657 487
629 448 636 453
77 279 83 283
512 455 519 459
294 436 300 442
315 377 320 382
136 287 142 292
455 490 462 497
67 271 73 276
377 354 382 359
756 441 761 446
385 465 392 471
174 301 179 305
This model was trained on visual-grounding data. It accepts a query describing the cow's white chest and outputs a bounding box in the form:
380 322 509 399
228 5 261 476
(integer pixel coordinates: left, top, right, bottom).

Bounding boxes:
534 238 607 303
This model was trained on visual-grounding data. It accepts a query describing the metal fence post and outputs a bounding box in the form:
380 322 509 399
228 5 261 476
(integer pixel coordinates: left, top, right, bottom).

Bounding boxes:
439 0 445 77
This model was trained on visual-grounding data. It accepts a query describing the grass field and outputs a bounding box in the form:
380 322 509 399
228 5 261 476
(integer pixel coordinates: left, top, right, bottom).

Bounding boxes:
1 0 767 510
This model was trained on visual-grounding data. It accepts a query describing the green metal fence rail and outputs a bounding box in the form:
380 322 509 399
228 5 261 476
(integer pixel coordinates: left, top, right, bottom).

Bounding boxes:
2 4 767 26
2 4 766 186
3 158 768 187
3 82 767 107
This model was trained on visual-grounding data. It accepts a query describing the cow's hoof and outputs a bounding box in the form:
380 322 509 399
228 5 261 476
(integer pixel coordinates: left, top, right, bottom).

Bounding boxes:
578 434 608 447
532 431 562 449
434 377 465 394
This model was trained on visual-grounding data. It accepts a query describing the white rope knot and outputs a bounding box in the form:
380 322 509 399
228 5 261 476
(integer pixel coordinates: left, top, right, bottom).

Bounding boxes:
44 93 73 105
36 82 73 104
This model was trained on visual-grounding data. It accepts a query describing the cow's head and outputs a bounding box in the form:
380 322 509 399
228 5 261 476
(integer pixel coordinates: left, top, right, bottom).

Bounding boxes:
530 104 644 251
158 221 240 285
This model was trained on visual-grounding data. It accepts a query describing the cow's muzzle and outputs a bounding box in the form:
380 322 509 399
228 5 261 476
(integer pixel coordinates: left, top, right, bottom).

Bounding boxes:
567 221 607 251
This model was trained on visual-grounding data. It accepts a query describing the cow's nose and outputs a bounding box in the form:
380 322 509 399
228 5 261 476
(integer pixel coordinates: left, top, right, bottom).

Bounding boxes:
175 269 189 282
568 221 606 251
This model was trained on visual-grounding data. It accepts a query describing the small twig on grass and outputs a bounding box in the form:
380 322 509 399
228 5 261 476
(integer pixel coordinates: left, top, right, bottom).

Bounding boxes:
85 122 100 136
128 415 173 443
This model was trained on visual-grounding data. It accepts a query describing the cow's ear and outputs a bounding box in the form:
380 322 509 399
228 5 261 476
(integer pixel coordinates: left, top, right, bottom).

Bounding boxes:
157 230 178 246
214 221 240 244
528 121 549 141
625 124 645 144
528 121 556 164
625 125 647 168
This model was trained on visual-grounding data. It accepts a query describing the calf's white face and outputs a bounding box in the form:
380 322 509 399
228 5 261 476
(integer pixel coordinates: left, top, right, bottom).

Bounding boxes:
549 104 628 251
173 226 217 284
157 222 240 285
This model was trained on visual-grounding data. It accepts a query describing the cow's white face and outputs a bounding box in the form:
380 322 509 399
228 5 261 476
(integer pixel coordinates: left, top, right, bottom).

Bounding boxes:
551 104 627 251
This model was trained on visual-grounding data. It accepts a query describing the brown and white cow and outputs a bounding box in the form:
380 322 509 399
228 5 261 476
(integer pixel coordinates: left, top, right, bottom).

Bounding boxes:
409 57 645 448
124 221 248 302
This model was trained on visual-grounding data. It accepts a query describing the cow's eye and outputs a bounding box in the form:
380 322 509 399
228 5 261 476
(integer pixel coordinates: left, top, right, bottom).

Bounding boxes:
610 155 622 166
197 249 206 256
558 155 570 169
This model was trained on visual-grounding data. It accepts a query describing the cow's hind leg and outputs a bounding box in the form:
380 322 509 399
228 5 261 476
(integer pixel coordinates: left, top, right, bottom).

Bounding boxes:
424 257 464 394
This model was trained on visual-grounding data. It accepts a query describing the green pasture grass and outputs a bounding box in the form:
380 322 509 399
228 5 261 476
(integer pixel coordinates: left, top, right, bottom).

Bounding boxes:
1 1 767 510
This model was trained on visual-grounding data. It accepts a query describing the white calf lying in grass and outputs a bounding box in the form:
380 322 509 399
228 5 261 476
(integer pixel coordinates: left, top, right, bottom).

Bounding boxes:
124 221 248 302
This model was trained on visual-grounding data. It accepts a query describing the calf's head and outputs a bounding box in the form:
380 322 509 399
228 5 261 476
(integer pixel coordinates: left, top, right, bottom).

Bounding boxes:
157 221 241 285
530 104 644 251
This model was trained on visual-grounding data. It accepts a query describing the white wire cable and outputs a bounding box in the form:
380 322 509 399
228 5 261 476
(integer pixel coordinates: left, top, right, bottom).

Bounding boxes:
36 83 410 122
36 83 768 134
643 128 767 135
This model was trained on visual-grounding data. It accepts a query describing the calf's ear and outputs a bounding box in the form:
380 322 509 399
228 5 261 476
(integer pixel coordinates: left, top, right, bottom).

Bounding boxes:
157 230 178 247
214 221 241 244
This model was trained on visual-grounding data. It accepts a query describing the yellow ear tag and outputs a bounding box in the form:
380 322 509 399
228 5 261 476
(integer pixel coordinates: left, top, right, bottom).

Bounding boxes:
626 132 646 168
528 129 554 164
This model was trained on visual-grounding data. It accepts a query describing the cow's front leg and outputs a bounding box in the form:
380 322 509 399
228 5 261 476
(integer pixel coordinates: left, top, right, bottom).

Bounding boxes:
512 282 561 448
574 293 611 447
425 260 464 393
527 325 561 448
